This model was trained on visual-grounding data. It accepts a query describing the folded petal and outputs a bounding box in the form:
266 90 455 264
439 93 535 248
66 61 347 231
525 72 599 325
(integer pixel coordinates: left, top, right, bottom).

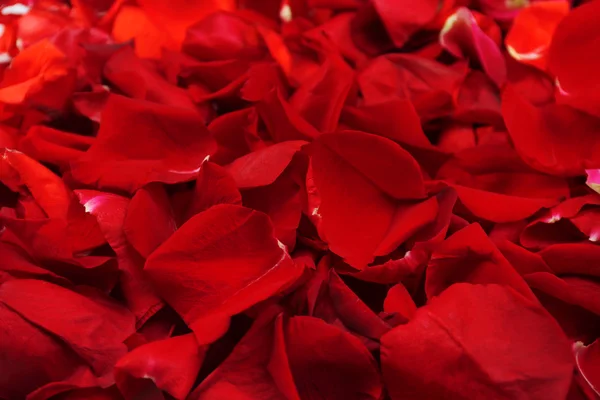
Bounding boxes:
440 8 506 86
145 204 303 343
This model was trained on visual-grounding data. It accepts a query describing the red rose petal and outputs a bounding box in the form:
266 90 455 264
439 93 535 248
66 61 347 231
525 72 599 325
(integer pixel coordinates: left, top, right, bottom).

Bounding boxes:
71 95 216 192
383 283 417 319
574 340 600 396
381 283 574 400
1 149 70 218
373 0 440 48
505 1 569 71
115 334 205 400
548 0 600 117
0 39 76 110
76 190 163 323
19 126 95 169
310 131 429 268
284 315 383 400
226 140 307 189
145 204 303 343
0 279 135 377
123 184 177 259
502 85 600 176
185 160 242 219
426 223 535 299
190 309 289 399
0 303 96 400
104 47 198 112
440 8 506 87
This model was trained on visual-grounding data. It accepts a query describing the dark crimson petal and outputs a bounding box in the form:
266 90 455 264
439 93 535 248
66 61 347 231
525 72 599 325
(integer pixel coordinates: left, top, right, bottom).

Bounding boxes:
373 0 440 48
284 316 383 400
340 99 433 149
310 131 429 268
289 55 354 133
145 204 303 344
0 303 96 400
0 279 135 377
426 224 535 300
19 126 95 169
525 273 600 315
70 95 216 192
326 270 391 340
124 184 177 259
226 141 307 189
383 283 416 319
190 309 289 399
115 334 205 400
358 54 468 120
185 160 242 220
539 244 600 277
104 46 198 112
183 12 266 62
255 89 320 142
381 284 574 400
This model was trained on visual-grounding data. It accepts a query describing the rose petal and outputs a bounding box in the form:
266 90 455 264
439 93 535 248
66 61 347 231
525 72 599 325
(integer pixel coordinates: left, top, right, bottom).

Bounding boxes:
115 334 205 400
574 340 600 396
71 95 216 192
145 204 303 343
381 283 574 400
0 279 135 377
505 0 569 71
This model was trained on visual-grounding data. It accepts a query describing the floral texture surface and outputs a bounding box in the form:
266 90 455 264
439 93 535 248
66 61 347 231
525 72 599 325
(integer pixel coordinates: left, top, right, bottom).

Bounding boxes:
0 0 599 399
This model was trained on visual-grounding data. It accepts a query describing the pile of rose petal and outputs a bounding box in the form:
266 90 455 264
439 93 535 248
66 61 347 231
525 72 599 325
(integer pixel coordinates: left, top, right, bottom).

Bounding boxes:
1 0 600 399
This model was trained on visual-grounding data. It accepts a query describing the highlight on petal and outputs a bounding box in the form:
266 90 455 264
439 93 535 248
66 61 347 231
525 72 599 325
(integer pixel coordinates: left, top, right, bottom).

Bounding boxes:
440 8 506 87
505 1 569 71
587 170 600 195
574 340 600 396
